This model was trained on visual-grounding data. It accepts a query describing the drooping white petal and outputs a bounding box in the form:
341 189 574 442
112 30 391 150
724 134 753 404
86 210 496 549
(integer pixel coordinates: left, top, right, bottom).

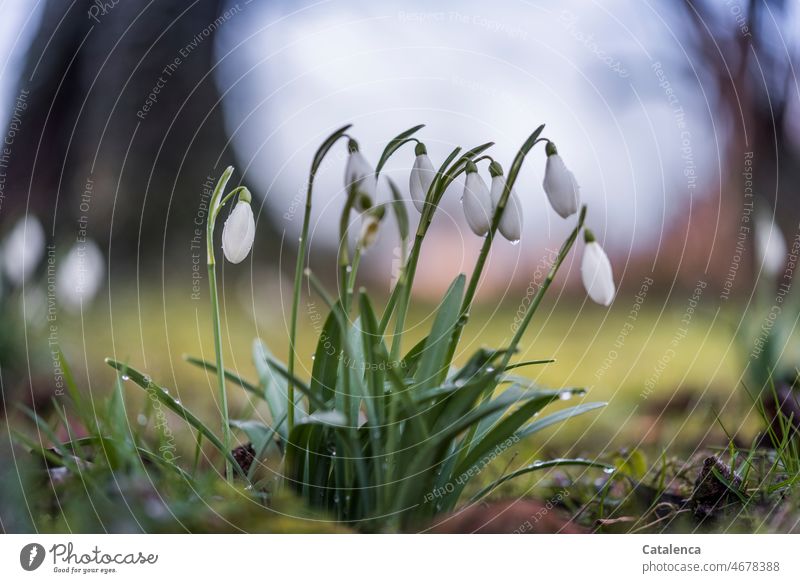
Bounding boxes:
222 201 255 264
543 154 580 219
359 214 380 249
57 240 104 312
345 150 376 211
461 172 493 236
2 215 45 285
409 154 435 213
755 214 786 277
581 241 615 306
490 175 523 242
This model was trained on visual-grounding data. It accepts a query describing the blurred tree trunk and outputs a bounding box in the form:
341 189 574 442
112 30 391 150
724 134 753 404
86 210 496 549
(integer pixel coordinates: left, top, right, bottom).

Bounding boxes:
2 0 274 268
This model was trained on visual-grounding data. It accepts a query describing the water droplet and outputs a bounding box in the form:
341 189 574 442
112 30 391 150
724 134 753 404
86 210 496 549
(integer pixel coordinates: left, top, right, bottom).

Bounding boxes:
603 467 615 474
509 239 520 246
311 355 316 361
485 366 495 373
142 375 152 385
121 374 130 382
174 399 181 405
345 265 352 273
137 414 147 426
559 391 572 400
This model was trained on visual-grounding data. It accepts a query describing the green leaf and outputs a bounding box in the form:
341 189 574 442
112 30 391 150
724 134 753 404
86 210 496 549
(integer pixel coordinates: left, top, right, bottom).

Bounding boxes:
503 359 556 372
309 305 344 407
252 339 309 438
387 177 409 240
514 401 606 441
105 358 244 478
415 274 465 391
375 124 425 176
401 336 428 378
454 390 570 476
311 124 352 177
469 458 613 502
183 354 261 397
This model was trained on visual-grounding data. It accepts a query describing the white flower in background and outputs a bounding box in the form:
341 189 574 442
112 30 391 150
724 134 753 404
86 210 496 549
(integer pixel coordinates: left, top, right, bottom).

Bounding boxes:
581 229 615 306
461 161 493 236
222 195 255 264
409 142 435 213
488 162 523 242
344 139 376 212
755 211 786 278
542 142 580 219
358 211 382 250
57 239 104 312
2 215 45 285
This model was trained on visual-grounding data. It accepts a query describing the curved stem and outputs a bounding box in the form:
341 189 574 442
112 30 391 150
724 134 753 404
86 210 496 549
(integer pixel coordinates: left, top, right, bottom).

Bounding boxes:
206 165 234 482
287 126 352 434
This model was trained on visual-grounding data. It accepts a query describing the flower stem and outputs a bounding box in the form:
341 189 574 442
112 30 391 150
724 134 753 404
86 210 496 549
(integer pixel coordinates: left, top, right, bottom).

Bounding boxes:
207 261 232 482
206 166 235 482
288 125 352 435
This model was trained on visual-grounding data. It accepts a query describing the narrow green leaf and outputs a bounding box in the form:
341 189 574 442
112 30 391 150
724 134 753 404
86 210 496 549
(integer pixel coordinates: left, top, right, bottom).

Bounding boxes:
310 303 344 407
514 401 606 441
469 458 612 502
415 274 465 391
183 354 261 396
311 124 352 177
375 124 425 175
105 358 245 478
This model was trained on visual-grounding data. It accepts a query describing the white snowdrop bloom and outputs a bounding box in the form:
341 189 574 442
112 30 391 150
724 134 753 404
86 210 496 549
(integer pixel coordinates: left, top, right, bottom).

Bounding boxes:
344 140 376 212
409 142 435 213
755 212 786 277
2 215 45 285
57 239 104 312
542 142 580 219
222 199 256 264
488 162 523 243
461 161 493 236
581 229 615 306
358 212 381 250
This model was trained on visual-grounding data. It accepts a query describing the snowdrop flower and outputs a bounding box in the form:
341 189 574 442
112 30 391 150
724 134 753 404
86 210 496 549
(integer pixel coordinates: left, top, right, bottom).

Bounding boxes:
221 190 255 264
409 142 435 213
581 229 615 306
755 212 786 278
461 161 493 236
344 139 376 212
358 208 384 250
2 215 45 285
57 239 104 312
488 162 523 243
542 142 580 219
